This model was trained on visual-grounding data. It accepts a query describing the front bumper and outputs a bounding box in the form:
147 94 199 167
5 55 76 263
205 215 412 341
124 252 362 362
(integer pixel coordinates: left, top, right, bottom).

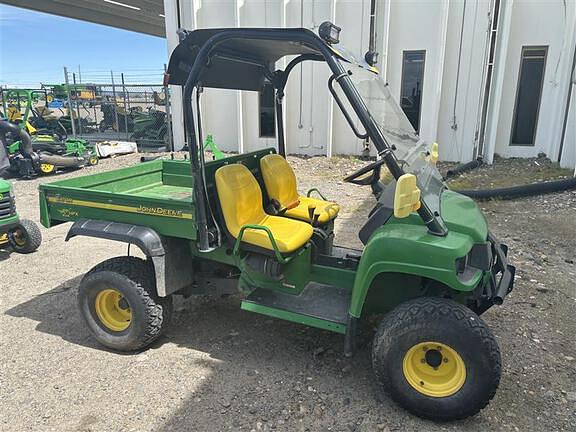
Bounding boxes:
487 232 515 305
0 215 20 236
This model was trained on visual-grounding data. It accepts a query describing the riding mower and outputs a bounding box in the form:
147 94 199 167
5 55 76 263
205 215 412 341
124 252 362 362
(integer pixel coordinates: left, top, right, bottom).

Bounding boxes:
0 120 97 178
0 149 42 252
40 23 515 421
131 108 171 148
98 103 139 133
2 88 66 139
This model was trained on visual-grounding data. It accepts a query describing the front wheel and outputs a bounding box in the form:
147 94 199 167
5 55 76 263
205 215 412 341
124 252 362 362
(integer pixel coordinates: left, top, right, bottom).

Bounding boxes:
9 219 42 253
78 256 173 351
372 297 501 421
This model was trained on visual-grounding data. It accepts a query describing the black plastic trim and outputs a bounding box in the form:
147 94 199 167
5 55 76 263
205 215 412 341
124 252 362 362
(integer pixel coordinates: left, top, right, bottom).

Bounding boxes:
65 219 165 257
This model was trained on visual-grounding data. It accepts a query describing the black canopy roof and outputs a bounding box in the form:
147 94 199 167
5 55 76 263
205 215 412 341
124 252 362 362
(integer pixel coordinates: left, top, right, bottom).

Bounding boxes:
166 27 326 91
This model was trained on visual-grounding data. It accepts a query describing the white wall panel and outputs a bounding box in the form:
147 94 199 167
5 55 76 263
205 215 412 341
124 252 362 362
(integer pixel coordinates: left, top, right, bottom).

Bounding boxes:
385 0 446 146
494 0 569 159
195 1 240 152
165 0 576 170
436 0 491 162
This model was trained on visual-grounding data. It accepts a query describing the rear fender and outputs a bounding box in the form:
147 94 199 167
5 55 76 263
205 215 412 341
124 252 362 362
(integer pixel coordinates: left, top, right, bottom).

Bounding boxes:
66 219 193 296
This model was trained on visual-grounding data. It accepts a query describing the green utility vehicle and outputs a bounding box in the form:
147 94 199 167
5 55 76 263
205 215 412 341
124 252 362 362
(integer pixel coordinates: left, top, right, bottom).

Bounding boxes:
0 179 42 253
39 24 515 420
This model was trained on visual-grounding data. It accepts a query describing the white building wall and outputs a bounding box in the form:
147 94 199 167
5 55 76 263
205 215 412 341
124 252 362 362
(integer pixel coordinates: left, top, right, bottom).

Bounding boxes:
384 0 448 151
283 0 332 156
164 0 576 170
194 1 240 152
238 0 282 154
330 0 371 156
436 0 492 162
561 90 575 170
493 0 571 160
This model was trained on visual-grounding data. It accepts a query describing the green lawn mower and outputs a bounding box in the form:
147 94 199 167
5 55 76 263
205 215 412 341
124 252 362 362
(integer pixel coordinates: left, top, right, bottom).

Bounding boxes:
0 120 98 178
1 88 66 139
131 108 170 148
0 156 41 253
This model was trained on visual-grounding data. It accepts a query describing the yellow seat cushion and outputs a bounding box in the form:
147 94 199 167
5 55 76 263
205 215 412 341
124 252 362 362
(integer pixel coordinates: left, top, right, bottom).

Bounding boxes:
215 163 313 253
283 196 340 224
260 154 340 223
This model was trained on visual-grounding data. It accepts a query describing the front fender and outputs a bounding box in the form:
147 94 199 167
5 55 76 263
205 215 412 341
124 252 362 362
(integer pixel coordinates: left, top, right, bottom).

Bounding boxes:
349 223 481 317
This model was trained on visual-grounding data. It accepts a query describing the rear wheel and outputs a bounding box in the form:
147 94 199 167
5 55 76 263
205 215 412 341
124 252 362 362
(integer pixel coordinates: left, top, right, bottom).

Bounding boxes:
9 219 42 253
78 256 173 351
372 297 501 421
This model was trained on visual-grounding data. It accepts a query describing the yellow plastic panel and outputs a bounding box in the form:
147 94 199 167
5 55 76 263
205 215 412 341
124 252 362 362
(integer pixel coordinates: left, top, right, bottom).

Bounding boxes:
394 174 421 218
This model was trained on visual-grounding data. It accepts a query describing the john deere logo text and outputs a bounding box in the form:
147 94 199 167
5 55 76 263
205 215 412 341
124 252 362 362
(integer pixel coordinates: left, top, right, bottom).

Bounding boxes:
57 208 79 217
137 205 183 218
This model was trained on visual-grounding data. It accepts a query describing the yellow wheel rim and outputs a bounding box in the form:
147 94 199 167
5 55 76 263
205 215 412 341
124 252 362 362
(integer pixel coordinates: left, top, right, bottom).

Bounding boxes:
403 341 466 398
12 229 27 246
40 163 55 174
94 289 132 332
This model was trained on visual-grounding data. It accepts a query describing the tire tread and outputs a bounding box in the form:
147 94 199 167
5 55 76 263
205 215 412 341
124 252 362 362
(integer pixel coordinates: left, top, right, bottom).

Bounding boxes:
372 297 501 420
82 256 172 350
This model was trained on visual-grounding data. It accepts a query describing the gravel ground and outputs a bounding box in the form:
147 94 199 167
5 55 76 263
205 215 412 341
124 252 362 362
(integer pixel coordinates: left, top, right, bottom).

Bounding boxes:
1 153 575 432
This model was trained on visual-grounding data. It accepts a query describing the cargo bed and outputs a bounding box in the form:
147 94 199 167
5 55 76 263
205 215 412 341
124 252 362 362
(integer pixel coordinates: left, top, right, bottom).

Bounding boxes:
39 159 198 239
39 149 275 240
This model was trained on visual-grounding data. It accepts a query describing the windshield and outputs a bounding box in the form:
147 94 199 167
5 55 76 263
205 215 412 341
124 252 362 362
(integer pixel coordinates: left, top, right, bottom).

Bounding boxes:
340 62 446 214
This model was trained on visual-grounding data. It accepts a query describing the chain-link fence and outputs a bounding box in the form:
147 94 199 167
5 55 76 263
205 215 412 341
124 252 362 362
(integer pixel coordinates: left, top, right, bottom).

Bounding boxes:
67 83 172 151
62 69 173 151
0 69 173 152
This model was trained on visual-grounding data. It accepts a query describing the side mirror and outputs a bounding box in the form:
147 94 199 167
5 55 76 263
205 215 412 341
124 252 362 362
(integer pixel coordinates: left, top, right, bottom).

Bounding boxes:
394 174 421 218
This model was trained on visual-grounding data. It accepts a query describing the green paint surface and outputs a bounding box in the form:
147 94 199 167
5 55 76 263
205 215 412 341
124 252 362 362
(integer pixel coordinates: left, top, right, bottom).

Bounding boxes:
348 190 489 317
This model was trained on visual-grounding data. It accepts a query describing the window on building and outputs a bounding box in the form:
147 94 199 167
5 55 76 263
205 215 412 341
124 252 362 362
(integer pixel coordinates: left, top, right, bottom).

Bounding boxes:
511 46 548 146
259 83 276 138
400 50 426 133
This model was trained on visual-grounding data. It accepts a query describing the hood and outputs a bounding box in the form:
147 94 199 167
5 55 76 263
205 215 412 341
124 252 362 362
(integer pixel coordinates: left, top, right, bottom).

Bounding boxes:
440 190 488 243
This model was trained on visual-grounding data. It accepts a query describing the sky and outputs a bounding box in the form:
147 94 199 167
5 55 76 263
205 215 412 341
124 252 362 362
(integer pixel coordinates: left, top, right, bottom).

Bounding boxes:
0 4 167 87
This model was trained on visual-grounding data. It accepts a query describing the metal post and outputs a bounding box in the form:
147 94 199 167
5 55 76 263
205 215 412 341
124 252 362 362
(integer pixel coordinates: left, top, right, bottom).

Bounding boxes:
164 64 174 152
73 73 82 136
122 73 131 109
63 67 76 137
110 71 120 139
121 73 129 140
93 104 98 136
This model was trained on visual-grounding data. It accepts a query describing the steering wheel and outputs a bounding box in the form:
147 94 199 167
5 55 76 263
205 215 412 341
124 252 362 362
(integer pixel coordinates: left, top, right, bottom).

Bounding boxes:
343 158 387 185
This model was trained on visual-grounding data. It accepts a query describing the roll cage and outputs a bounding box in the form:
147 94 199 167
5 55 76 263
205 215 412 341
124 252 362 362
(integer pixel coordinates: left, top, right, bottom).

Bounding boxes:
166 24 447 252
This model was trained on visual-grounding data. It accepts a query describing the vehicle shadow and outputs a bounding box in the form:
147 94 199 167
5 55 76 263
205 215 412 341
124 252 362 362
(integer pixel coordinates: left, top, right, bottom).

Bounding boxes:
5 276 492 430
4 275 103 350
0 248 11 262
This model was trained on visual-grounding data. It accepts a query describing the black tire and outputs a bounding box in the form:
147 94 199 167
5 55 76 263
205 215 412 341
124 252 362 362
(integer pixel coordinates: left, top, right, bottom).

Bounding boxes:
78 256 173 352
9 219 42 253
372 297 501 421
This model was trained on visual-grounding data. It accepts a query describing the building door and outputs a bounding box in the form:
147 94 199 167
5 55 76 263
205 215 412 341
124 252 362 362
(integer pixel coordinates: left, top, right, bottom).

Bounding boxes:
400 50 426 133
510 46 548 146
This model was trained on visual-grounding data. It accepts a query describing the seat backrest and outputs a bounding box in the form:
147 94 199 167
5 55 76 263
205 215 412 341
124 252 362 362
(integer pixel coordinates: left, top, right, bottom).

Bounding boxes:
215 163 266 236
260 154 299 205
